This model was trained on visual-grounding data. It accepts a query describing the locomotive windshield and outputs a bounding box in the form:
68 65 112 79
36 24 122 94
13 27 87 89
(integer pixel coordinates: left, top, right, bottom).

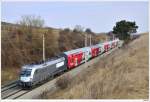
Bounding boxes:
20 69 32 77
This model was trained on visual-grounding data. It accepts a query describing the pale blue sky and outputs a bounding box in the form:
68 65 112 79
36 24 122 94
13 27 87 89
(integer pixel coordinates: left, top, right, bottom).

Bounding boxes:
2 1 149 33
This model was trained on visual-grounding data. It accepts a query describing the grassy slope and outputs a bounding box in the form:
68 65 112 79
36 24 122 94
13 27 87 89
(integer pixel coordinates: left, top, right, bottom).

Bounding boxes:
46 33 149 99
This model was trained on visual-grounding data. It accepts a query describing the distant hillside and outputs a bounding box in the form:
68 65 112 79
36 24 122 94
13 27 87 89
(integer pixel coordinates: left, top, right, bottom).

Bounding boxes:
1 22 108 84
45 33 149 99
2 21 20 25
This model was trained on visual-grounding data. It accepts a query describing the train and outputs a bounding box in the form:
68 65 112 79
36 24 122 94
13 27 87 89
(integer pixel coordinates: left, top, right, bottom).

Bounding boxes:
18 38 123 88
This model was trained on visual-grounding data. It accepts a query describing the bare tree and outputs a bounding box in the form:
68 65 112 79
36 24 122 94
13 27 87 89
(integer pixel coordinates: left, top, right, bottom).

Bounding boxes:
18 15 44 28
73 25 84 33
17 15 45 41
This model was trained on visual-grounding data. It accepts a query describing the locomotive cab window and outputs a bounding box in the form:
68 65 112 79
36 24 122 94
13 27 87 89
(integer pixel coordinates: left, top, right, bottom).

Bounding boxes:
35 69 38 74
20 69 32 77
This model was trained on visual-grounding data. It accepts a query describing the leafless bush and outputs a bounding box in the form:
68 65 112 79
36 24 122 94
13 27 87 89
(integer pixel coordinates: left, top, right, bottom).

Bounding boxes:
39 90 48 99
56 75 71 89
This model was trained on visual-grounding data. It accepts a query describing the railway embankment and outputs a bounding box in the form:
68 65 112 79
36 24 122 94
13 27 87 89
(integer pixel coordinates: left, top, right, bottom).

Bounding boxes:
43 33 148 99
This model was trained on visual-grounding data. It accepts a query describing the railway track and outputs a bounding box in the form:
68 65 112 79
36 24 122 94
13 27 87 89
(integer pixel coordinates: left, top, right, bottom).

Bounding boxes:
2 83 18 92
4 90 29 99
1 80 30 99
1 80 18 89
1 72 64 99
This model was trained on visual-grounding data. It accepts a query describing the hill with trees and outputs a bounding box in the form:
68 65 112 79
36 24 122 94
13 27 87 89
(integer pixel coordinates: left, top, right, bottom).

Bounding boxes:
1 16 108 84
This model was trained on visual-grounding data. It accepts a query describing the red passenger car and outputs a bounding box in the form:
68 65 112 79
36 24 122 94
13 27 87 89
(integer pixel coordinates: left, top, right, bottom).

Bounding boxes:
114 39 120 47
104 42 110 52
91 46 100 58
63 48 86 69
111 41 116 49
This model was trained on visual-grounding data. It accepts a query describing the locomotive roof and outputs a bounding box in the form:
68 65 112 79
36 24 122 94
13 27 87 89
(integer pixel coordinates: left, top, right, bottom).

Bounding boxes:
22 57 65 70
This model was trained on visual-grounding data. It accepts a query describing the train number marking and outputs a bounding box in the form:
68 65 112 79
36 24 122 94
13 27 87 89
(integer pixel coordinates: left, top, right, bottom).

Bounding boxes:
56 61 64 68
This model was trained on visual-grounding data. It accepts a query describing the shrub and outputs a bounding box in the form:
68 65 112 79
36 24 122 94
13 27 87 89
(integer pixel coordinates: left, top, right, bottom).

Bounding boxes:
56 75 71 89
39 91 48 99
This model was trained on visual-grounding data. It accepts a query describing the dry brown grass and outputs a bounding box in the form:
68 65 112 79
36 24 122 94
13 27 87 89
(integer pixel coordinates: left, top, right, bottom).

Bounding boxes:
46 33 149 99
1 68 20 85
55 75 72 90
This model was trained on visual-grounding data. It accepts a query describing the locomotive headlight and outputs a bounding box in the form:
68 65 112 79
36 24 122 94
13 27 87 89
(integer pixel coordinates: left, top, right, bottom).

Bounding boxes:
30 78 33 81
